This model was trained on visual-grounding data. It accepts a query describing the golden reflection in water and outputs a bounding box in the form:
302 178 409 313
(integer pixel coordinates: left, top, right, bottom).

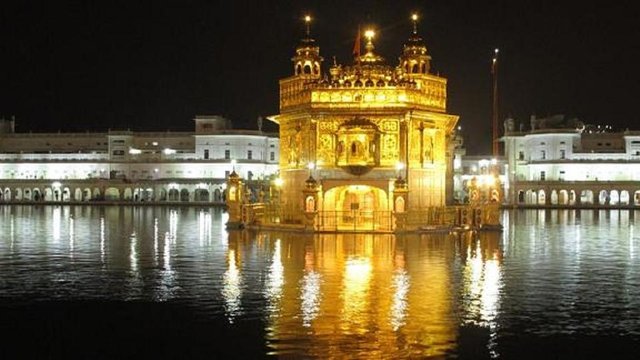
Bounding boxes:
222 248 242 323
260 233 458 358
300 246 321 327
342 256 372 331
461 232 502 325
265 239 284 314
460 231 503 357
390 250 409 331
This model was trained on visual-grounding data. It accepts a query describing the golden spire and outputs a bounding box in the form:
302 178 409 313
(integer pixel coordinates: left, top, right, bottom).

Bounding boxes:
356 28 384 64
364 29 375 54
304 15 312 37
411 13 419 34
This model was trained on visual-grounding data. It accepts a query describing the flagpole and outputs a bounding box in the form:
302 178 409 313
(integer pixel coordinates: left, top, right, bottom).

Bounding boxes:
492 48 499 157
353 24 361 65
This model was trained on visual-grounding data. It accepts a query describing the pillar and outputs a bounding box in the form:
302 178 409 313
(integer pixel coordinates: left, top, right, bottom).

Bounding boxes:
225 170 244 229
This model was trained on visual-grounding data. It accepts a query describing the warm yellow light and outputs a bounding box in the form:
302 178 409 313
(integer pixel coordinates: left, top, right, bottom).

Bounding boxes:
364 29 375 40
485 175 496 187
307 162 315 170
304 15 311 23
411 13 418 21
395 162 405 171
274 177 284 187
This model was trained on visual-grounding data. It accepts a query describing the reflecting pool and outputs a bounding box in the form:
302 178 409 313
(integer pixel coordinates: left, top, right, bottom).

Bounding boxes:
1 206 639 358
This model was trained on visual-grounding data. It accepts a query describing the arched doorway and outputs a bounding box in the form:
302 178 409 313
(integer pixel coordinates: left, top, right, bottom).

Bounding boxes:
44 188 53 201
620 190 630 205
168 189 179 201
598 190 609 205
180 189 190 202
610 190 620 206
214 189 222 202
62 188 71 202
33 188 42 201
323 185 389 231
195 189 209 202
105 187 120 201
569 190 576 205
581 190 594 205
123 188 133 201
74 188 83 201
559 190 569 205
15 188 23 201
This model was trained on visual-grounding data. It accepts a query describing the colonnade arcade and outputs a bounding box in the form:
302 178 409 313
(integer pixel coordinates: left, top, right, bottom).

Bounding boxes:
515 183 640 207
0 181 228 203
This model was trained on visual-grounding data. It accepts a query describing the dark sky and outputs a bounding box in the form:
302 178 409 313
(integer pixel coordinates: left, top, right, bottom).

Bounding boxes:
1 1 638 154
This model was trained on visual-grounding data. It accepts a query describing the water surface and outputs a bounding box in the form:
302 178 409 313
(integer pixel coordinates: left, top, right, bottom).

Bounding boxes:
1 206 639 358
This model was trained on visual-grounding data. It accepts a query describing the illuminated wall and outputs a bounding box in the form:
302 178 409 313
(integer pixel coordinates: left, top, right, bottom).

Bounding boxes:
269 21 459 222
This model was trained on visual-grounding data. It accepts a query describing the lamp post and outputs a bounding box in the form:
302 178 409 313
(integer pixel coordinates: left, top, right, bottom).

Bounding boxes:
274 177 283 203
307 161 315 178
395 161 405 179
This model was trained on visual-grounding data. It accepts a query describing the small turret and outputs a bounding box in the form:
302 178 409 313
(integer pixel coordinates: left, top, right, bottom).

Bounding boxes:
399 13 431 75
291 15 323 78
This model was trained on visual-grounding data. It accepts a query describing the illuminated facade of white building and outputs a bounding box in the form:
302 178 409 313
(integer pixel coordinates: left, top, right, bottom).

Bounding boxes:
0 116 279 203
502 114 640 207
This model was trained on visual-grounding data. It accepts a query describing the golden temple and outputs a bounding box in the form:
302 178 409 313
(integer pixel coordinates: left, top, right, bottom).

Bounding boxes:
226 14 501 232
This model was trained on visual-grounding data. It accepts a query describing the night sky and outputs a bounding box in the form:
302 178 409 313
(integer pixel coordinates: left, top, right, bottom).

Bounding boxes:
1 0 638 155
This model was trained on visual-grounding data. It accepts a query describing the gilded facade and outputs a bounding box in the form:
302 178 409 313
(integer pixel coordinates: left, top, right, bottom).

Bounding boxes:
268 16 459 231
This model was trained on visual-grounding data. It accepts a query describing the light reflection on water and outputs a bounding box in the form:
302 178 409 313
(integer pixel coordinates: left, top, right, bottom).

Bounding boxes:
1 206 640 357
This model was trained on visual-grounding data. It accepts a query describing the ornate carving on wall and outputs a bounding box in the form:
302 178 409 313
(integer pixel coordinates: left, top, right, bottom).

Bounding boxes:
381 134 398 162
318 134 334 165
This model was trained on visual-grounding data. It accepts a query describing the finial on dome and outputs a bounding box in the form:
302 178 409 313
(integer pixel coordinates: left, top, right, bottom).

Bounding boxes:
364 29 375 53
411 13 419 34
304 15 312 37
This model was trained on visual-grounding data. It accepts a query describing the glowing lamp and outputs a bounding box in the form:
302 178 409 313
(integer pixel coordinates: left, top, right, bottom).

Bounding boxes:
365 29 375 40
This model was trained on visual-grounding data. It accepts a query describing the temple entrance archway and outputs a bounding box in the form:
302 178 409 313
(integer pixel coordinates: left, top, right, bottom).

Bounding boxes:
322 185 390 231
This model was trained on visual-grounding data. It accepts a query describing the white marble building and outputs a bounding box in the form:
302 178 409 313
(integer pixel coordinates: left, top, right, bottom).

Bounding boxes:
0 116 279 203
502 114 640 207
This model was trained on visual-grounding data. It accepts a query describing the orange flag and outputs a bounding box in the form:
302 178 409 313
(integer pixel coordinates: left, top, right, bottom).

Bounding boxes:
352 25 361 59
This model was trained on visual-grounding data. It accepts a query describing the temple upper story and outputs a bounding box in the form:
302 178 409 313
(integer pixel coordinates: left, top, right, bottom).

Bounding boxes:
276 14 448 115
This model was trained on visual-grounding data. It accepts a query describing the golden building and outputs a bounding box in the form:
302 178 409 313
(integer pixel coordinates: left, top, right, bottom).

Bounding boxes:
267 15 459 231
